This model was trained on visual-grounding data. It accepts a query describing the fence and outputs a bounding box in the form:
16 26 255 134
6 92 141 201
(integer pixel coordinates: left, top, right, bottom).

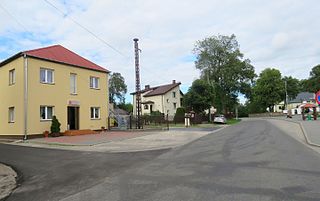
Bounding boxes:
108 113 212 130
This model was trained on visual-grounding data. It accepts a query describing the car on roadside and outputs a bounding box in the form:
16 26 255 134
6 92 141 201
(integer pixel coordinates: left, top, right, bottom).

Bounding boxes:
213 114 227 124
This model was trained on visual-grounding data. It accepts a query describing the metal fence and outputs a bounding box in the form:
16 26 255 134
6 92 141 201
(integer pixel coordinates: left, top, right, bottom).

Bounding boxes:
108 113 211 131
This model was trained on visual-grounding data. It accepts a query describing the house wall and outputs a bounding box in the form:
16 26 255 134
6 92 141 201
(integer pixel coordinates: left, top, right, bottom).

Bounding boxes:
26 57 108 135
132 85 182 117
162 86 182 116
0 57 25 135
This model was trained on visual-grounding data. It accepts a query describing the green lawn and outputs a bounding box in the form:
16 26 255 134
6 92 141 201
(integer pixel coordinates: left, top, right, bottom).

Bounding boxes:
226 118 242 125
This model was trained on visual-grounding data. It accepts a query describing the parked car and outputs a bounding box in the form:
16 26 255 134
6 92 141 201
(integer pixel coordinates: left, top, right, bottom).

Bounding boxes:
213 114 227 124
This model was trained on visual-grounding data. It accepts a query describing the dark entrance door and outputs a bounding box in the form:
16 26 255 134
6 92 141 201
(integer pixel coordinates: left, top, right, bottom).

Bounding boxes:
67 107 79 130
150 105 153 113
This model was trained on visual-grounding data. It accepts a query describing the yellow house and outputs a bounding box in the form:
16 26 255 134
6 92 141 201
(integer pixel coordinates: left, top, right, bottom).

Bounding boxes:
0 45 109 138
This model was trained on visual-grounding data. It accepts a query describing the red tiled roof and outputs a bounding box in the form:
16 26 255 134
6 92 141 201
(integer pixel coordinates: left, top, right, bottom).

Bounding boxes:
23 45 108 72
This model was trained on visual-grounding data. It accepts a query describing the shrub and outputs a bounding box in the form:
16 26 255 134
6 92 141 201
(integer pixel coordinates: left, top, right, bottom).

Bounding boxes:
50 116 61 134
174 107 185 123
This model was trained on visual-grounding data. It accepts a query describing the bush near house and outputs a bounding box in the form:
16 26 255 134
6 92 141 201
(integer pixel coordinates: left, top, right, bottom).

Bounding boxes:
50 116 61 137
174 107 186 123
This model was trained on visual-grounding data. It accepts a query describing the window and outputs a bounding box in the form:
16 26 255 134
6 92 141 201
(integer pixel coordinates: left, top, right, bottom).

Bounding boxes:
144 104 149 109
91 107 100 119
90 76 99 89
166 99 169 103
40 106 53 120
40 68 54 84
8 107 14 123
173 103 177 109
172 91 176 98
70 73 77 94
9 69 15 85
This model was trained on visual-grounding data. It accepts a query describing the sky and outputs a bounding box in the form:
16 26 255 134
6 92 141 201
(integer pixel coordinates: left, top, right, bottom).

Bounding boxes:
1 0 319 103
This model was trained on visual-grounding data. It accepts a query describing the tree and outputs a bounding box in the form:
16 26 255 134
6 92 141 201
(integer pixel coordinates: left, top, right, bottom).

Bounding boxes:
303 65 320 93
282 76 301 101
193 34 255 114
109 72 127 104
118 102 133 113
252 68 284 112
183 79 213 113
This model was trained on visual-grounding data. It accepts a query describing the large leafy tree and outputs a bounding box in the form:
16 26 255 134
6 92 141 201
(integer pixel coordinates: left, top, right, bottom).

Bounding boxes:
303 64 320 93
193 34 255 114
183 79 213 113
252 68 284 112
109 72 127 104
282 76 301 101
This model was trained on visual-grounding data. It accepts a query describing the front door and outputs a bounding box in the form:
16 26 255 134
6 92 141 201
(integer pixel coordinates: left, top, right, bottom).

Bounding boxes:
67 106 79 130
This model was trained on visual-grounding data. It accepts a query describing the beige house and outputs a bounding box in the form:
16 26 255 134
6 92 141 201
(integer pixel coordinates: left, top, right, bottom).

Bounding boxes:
0 45 109 138
274 92 317 114
131 80 183 117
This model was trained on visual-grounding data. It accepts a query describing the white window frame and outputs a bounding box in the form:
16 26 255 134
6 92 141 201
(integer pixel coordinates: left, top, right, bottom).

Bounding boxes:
90 76 99 89
9 69 15 85
8 107 14 123
40 68 54 84
70 73 77 94
40 106 54 121
90 107 100 119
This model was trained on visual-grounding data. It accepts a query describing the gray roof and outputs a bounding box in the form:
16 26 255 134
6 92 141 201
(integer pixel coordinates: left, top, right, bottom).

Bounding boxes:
289 92 315 103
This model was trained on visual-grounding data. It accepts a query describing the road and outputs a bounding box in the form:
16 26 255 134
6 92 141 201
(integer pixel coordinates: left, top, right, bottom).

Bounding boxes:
1 119 320 200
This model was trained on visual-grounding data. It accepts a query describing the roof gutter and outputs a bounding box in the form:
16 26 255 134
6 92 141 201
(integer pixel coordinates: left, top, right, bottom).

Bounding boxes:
23 54 28 141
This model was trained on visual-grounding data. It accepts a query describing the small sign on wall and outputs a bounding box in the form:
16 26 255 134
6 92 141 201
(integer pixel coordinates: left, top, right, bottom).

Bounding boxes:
68 100 80 106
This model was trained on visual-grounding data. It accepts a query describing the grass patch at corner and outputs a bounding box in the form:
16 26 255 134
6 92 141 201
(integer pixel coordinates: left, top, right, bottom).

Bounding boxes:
227 118 241 125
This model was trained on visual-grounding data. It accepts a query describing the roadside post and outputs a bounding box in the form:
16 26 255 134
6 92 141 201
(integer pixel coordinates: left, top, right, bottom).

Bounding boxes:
184 113 191 127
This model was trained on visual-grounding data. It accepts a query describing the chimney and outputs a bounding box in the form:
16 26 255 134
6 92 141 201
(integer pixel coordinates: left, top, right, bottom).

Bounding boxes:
172 80 176 84
145 85 150 90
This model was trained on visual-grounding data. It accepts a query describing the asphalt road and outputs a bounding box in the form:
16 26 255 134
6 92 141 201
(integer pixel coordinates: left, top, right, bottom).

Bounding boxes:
2 119 320 201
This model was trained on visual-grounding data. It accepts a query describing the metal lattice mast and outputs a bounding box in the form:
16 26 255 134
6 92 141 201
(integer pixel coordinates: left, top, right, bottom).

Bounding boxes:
134 38 142 129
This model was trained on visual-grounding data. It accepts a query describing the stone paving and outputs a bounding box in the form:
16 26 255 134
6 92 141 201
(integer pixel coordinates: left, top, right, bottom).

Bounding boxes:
0 163 17 200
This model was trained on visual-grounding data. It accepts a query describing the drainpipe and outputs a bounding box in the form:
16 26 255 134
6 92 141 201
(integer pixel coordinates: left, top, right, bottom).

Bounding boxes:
23 54 28 141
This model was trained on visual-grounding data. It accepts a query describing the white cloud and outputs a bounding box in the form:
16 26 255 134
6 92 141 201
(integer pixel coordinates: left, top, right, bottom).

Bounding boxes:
1 0 320 101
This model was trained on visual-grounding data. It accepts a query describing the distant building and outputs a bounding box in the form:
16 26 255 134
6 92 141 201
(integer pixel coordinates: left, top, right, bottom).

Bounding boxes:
131 80 183 117
274 92 316 114
0 45 109 138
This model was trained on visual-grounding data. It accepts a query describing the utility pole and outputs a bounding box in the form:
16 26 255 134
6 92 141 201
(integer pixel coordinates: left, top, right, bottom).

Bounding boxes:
285 80 288 110
134 38 142 129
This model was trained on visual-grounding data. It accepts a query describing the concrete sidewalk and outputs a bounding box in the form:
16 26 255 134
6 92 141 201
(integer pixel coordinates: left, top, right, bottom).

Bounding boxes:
0 163 17 201
6 127 223 152
271 115 320 147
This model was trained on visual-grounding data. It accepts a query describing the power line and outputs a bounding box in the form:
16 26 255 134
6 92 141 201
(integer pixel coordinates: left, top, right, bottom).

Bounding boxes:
43 0 128 58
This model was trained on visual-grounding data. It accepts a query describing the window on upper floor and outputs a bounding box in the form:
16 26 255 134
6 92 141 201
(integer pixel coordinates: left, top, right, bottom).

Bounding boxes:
40 106 54 120
167 99 169 103
70 73 77 94
173 102 177 109
173 91 176 98
91 107 100 119
8 107 14 123
9 69 15 85
90 76 99 89
40 68 54 84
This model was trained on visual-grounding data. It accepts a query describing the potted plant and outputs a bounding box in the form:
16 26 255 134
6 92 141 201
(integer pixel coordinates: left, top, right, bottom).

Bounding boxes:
43 130 49 138
50 116 61 137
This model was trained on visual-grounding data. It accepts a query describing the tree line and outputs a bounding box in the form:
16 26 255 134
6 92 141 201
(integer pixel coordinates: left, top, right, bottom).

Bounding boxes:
183 34 320 116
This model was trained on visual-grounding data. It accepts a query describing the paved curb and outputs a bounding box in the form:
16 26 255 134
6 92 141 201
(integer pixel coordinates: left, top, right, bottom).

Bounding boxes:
264 117 320 148
0 163 18 201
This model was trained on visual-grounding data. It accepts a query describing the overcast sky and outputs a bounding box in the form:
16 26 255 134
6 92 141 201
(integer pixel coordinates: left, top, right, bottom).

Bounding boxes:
1 0 319 102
